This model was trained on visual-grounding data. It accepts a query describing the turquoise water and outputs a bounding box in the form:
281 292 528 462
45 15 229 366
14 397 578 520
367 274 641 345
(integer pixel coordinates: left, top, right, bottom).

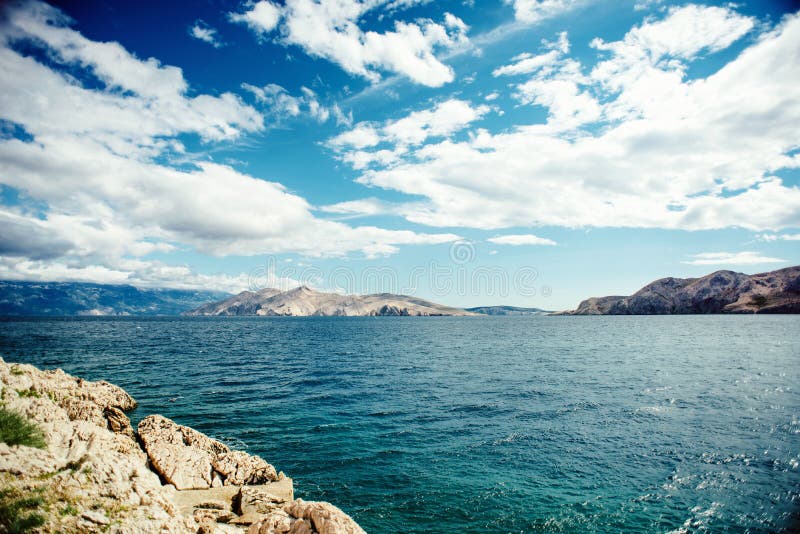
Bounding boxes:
1 316 798 532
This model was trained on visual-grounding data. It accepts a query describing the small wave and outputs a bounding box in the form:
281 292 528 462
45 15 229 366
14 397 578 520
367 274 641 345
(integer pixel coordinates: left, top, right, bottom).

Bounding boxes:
492 433 527 445
636 405 670 414
667 502 723 533
367 410 405 417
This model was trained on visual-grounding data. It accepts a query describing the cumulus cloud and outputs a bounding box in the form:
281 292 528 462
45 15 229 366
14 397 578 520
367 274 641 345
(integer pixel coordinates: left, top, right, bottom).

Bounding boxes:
228 0 469 86
488 234 557 246
681 252 787 266
189 20 223 48
0 1 460 287
327 98 490 169
333 6 800 232
228 1 281 35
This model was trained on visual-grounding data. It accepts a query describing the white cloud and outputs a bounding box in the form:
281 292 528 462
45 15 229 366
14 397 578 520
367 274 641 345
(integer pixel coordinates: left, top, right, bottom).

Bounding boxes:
189 20 223 48
242 83 346 124
492 31 569 77
337 7 800 232
0 256 254 293
327 99 490 168
505 0 581 24
229 0 469 86
328 124 382 149
488 234 557 246
681 252 787 266
228 1 281 35
0 1 462 286
493 49 561 77
758 233 800 242
493 32 600 129
1 5 263 145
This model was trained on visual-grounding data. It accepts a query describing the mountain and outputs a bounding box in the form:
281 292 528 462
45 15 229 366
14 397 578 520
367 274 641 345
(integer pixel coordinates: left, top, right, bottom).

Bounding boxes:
467 306 552 316
561 266 800 315
0 281 231 316
185 286 476 316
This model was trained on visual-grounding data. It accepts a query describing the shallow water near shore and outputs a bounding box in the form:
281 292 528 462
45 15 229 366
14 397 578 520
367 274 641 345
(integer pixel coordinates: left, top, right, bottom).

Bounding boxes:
1 315 798 532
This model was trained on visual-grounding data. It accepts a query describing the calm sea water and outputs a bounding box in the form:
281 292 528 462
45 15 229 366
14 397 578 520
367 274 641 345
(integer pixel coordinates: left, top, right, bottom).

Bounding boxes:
1 316 798 532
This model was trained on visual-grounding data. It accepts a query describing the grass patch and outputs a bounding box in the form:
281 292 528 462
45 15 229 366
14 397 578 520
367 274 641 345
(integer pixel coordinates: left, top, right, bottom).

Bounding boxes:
749 295 768 308
59 504 78 517
0 408 46 449
15 389 39 399
0 487 45 533
9 367 25 376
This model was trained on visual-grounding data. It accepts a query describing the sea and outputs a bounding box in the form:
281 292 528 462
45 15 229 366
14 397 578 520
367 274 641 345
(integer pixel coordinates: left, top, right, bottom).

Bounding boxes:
0 315 798 533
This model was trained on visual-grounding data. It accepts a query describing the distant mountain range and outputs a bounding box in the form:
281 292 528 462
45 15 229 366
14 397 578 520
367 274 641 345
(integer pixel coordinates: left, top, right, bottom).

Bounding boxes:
4 266 797 317
0 281 230 316
185 285 475 316
560 266 800 315
465 306 551 316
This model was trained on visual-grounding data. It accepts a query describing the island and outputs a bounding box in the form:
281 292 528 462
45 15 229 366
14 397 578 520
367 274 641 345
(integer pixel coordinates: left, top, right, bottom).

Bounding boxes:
559 265 800 315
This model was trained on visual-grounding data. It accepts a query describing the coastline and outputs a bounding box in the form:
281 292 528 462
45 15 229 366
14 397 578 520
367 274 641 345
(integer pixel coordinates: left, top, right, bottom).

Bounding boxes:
0 357 364 533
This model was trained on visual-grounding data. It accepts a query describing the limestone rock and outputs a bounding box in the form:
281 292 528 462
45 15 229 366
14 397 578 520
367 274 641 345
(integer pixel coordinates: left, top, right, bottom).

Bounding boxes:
138 415 223 490
232 512 268 526
193 507 235 523
138 414 278 490
235 486 285 515
213 450 278 486
0 358 201 533
105 405 135 437
248 499 365 534
1 358 351 534
82 509 110 525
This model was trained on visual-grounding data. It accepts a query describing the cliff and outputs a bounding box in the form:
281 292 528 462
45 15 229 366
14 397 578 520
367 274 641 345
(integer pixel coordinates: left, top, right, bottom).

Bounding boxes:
186 286 475 317
0 358 364 533
562 265 800 315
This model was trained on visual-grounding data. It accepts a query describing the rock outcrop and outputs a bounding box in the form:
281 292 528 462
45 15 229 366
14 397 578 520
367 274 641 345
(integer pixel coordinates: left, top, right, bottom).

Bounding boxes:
0 358 365 533
248 500 366 534
186 285 475 317
0 359 193 532
561 266 800 315
138 415 278 490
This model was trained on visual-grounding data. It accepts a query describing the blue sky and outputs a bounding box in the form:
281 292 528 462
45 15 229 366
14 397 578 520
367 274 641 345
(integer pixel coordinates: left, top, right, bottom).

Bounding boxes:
0 0 798 310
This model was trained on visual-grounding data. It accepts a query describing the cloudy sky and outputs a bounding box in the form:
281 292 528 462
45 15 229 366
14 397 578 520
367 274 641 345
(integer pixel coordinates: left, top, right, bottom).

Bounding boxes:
0 0 798 309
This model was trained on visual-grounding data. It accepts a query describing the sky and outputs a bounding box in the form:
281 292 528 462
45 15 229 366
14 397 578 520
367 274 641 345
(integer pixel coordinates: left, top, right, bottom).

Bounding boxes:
0 0 798 310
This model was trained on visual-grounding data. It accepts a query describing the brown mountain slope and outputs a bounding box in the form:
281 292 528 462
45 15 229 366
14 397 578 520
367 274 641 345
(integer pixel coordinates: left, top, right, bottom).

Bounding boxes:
562 266 800 315
186 286 475 316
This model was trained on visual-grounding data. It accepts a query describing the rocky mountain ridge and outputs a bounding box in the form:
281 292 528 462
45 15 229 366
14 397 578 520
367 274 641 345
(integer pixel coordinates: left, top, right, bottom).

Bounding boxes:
0 281 231 316
465 306 552 316
562 266 800 315
186 285 476 317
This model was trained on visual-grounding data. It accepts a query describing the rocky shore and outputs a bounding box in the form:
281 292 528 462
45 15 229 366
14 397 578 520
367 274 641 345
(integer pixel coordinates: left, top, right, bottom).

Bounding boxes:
0 357 365 533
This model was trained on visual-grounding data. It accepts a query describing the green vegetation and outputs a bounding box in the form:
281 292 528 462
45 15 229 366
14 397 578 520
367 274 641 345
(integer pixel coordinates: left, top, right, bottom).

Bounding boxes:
749 295 768 308
15 389 39 399
59 504 78 517
9 367 24 377
0 408 46 449
0 487 45 533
